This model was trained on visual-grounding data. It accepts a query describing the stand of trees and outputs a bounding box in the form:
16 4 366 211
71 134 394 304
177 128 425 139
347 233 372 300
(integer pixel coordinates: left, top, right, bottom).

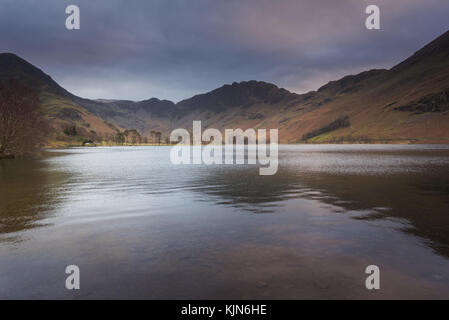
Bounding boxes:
150 130 162 145
109 130 163 145
112 129 143 145
123 129 141 144
0 80 48 158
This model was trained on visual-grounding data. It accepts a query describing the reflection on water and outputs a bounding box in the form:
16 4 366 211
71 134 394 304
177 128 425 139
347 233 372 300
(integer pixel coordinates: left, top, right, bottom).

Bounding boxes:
192 146 449 257
0 157 68 238
1 145 449 299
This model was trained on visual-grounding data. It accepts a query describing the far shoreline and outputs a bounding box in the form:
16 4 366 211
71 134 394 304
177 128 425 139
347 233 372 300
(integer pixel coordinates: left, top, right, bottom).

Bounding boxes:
43 141 449 150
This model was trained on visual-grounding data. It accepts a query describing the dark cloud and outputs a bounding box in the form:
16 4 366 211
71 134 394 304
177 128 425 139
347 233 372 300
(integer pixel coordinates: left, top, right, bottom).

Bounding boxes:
1 0 448 101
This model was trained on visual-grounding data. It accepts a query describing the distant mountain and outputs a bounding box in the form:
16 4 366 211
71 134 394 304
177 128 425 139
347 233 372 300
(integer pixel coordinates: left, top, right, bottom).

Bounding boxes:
70 96 176 137
1 29 449 144
157 29 449 143
177 81 299 113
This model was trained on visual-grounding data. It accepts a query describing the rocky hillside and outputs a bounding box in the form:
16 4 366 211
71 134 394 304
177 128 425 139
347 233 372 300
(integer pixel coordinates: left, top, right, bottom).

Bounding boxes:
1 29 449 144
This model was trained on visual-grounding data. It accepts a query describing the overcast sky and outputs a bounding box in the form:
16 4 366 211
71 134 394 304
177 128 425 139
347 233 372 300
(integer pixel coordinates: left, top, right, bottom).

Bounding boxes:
1 0 448 102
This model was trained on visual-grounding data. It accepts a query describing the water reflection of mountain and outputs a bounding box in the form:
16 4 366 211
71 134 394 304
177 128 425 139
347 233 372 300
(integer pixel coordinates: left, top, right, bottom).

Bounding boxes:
192 160 449 258
0 157 68 240
297 170 449 258
191 166 304 213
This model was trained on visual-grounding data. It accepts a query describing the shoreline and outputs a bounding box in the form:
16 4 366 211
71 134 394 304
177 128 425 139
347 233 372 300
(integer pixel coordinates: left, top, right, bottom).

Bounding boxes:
44 140 449 149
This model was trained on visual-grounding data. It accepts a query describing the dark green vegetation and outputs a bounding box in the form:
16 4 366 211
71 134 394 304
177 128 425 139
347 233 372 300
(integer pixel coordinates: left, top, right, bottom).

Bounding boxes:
1 30 449 149
395 89 449 113
301 116 350 141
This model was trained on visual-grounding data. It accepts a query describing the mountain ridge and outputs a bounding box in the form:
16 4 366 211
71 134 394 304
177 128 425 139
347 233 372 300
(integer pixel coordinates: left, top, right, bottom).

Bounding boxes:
1 29 449 143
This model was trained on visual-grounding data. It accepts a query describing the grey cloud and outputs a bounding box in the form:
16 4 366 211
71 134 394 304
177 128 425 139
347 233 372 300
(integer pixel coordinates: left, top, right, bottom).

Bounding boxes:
0 0 448 101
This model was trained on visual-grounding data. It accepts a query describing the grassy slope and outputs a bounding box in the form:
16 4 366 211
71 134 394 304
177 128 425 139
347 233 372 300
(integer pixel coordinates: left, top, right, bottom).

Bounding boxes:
40 92 122 146
168 31 449 144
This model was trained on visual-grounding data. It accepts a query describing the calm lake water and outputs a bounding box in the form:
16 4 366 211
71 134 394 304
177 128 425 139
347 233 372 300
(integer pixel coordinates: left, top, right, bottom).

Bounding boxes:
1 145 449 299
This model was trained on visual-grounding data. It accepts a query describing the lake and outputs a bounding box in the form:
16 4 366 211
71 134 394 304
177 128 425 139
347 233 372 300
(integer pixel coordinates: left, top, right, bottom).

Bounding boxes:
1 145 449 299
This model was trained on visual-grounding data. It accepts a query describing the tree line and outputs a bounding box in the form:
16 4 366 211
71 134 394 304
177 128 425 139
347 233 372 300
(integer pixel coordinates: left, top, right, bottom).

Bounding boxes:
110 129 163 145
0 80 169 158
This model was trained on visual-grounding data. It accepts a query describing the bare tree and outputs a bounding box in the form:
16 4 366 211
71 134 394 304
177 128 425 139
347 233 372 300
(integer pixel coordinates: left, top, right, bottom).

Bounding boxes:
155 131 161 145
123 129 141 145
0 80 48 158
150 130 156 145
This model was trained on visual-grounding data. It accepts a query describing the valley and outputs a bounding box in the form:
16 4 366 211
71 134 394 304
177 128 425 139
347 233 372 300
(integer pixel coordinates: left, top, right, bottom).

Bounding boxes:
1 30 449 145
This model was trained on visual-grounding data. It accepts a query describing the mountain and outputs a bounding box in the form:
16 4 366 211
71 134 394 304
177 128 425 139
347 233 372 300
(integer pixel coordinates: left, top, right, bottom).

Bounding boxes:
177 81 299 113
169 81 304 134
0 53 122 144
1 29 449 144
168 30 449 143
85 97 177 137
275 29 449 143
0 53 69 96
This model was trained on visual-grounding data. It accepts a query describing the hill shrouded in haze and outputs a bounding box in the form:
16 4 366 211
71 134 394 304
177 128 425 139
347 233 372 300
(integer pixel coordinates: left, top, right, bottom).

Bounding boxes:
1 29 449 144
